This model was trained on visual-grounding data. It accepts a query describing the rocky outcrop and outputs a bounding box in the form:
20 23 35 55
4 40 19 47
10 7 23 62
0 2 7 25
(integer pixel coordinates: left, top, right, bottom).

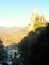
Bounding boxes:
28 9 49 32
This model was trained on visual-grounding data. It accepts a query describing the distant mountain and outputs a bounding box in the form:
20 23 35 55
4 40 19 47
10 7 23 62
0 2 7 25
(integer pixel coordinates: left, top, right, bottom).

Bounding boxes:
0 26 28 46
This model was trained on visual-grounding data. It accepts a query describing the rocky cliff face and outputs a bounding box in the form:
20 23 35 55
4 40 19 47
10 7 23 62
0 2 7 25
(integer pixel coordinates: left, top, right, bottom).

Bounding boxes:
28 10 49 32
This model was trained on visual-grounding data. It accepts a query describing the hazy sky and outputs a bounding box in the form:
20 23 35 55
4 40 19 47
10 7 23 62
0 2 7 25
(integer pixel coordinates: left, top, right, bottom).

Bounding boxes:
0 0 49 27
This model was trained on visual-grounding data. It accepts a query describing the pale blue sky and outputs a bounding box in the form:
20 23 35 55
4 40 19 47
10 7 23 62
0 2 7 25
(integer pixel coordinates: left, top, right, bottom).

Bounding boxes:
0 0 49 27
